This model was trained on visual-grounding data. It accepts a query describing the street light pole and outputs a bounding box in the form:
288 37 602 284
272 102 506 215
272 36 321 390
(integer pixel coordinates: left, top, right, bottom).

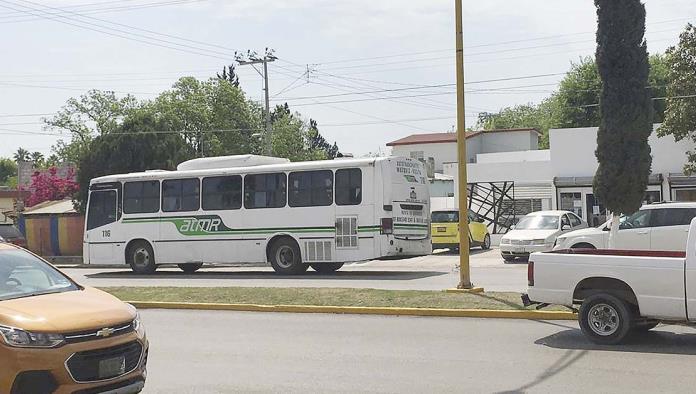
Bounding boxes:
455 0 473 289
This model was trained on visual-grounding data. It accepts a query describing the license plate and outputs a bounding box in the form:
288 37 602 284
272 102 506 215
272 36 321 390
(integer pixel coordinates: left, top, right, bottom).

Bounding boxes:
99 356 126 378
437 227 447 232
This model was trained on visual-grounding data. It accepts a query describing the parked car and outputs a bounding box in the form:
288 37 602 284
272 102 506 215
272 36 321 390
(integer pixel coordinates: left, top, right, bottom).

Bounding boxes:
431 209 491 251
554 202 696 251
0 224 26 248
524 217 696 345
0 243 148 393
500 210 587 261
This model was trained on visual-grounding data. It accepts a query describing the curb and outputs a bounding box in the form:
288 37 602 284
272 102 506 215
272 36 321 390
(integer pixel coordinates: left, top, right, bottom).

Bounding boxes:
128 301 578 320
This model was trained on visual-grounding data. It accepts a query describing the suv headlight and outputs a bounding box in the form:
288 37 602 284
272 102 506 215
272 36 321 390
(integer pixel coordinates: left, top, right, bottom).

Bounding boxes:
0 325 64 348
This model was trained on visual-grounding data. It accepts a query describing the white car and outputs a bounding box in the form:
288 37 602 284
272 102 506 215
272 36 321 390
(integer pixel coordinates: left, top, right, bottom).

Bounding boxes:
500 210 587 261
554 202 696 251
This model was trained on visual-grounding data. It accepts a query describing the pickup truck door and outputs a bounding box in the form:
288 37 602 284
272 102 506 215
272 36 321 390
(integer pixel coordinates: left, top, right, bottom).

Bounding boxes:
686 218 696 322
614 209 652 250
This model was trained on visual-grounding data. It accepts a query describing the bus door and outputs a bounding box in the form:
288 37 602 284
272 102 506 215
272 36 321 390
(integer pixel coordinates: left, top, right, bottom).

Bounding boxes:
334 168 371 261
85 183 122 264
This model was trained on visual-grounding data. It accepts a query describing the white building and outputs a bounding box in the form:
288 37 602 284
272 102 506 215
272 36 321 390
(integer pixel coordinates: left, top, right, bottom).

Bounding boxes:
439 125 696 228
386 128 540 173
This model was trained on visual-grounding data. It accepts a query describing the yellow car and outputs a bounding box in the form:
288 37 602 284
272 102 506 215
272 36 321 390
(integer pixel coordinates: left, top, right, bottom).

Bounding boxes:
431 209 491 251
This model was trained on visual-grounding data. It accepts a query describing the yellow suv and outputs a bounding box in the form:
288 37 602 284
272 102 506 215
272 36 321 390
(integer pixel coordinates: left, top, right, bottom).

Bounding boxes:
0 243 148 394
431 209 491 252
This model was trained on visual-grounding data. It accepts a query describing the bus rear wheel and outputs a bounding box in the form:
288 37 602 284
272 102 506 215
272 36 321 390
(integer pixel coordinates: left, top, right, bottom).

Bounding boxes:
178 263 203 274
269 238 308 275
311 262 344 273
127 241 157 274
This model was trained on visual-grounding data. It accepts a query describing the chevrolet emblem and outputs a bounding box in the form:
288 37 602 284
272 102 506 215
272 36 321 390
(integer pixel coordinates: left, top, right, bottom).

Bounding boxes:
96 327 115 338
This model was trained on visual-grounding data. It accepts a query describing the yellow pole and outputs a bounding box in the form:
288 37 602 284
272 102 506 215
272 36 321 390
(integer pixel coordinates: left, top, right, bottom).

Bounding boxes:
455 0 472 289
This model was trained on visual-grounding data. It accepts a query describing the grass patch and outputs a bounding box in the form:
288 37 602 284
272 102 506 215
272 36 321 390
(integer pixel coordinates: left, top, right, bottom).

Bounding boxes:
101 287 564 311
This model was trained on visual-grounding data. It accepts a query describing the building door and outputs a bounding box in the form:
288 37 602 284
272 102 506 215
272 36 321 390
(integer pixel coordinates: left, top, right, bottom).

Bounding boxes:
585 194 607 227
559 190 583 220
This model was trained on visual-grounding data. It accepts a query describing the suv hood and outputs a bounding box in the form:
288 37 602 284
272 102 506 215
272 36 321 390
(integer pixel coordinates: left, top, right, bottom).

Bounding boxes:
0 287 135 332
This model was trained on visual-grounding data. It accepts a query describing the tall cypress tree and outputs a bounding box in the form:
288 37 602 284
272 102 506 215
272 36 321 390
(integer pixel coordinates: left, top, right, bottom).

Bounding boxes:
593 0 653 242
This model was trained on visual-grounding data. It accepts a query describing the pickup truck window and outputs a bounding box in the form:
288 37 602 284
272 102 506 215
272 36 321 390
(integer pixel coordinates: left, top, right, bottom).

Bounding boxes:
619 209 651 230
651 208 696 227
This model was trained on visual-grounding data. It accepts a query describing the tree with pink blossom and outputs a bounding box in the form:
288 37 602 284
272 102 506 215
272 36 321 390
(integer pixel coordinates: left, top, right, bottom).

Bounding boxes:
26 167 79 207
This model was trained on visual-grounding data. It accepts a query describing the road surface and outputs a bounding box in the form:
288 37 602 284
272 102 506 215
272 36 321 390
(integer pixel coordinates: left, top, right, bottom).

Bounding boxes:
63 248 529 292
140 309 696 393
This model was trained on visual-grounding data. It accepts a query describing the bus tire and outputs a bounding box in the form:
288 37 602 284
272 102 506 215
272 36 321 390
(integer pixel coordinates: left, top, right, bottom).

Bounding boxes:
178 263 203 274
311 262 344 273
269 238 307 275
127 241 157 274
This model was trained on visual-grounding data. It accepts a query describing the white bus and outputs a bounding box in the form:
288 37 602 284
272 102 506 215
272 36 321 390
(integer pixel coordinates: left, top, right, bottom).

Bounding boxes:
83 155 431 274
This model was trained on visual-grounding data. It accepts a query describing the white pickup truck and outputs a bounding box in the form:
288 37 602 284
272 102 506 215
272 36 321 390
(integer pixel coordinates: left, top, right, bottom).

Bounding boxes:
524 218 696 345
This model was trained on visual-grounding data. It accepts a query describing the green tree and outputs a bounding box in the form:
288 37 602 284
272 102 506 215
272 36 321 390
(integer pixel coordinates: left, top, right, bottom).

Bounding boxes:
477 55 669 147
75 110 195 211
217 64 240 88
269 104 326 161
0 158 17 185
13 148 29 162
44 90 139 164
29 152 45 168
657 24 696 173
593 0 653 246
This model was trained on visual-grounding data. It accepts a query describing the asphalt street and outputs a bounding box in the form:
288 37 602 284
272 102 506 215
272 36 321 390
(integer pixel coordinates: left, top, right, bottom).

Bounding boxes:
139 309 696 393
62 248 529 292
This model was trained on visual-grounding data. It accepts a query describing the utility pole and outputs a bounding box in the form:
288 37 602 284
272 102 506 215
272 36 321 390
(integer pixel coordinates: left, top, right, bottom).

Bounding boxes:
455 0 473 289
236 49 277 156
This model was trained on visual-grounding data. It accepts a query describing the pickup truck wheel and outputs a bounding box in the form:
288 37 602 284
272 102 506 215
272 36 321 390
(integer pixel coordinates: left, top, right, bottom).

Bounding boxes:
579 293 633 345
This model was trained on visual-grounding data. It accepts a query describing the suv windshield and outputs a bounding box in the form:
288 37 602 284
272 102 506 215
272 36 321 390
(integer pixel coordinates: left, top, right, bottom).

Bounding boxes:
0 248 78 301
514 215 559 230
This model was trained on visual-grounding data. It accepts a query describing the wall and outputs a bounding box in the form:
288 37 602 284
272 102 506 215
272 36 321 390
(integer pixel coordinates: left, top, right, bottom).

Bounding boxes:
475 149 550 164
549 125 694 178
429 179 454 198
19 214 85 256
479 130 538 155
391 142 457 173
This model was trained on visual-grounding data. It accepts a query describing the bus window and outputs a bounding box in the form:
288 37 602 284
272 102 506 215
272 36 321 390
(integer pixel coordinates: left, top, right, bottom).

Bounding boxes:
289 170 333 207
87 190 117 230
335 168 362 206
202 176 242 211
244 173 287 209
124 181 160 214
162 178 200 212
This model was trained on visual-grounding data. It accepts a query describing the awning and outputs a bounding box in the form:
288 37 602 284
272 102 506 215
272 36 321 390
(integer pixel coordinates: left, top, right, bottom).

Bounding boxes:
668 173 696 187
554 174 663 187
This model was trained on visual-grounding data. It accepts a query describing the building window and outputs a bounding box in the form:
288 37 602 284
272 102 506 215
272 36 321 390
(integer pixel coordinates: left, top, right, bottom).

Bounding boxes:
123 181 160 214
559 192 582 218
288 170 333 207
409 151 424 161
674 188 696 202
244 173 287 209
162 179 200 212
335 168 362 206
202 176 242 211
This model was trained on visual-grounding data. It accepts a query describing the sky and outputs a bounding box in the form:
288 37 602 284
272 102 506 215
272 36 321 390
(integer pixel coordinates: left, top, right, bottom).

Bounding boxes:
0 0 694 159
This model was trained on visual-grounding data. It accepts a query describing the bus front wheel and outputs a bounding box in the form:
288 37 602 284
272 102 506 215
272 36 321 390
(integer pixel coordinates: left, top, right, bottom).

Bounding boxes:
269 238 308 275
311 262 344 274
127 241 157 274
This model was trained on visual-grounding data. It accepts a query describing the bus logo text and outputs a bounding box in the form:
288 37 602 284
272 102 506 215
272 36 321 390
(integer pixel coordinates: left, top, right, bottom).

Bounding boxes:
179 218 222 233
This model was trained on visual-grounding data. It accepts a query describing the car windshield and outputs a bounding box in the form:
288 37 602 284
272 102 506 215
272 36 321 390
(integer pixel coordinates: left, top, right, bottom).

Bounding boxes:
431 211 458 223
0 248 78 301
514 215 559 230
0 225 21 239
